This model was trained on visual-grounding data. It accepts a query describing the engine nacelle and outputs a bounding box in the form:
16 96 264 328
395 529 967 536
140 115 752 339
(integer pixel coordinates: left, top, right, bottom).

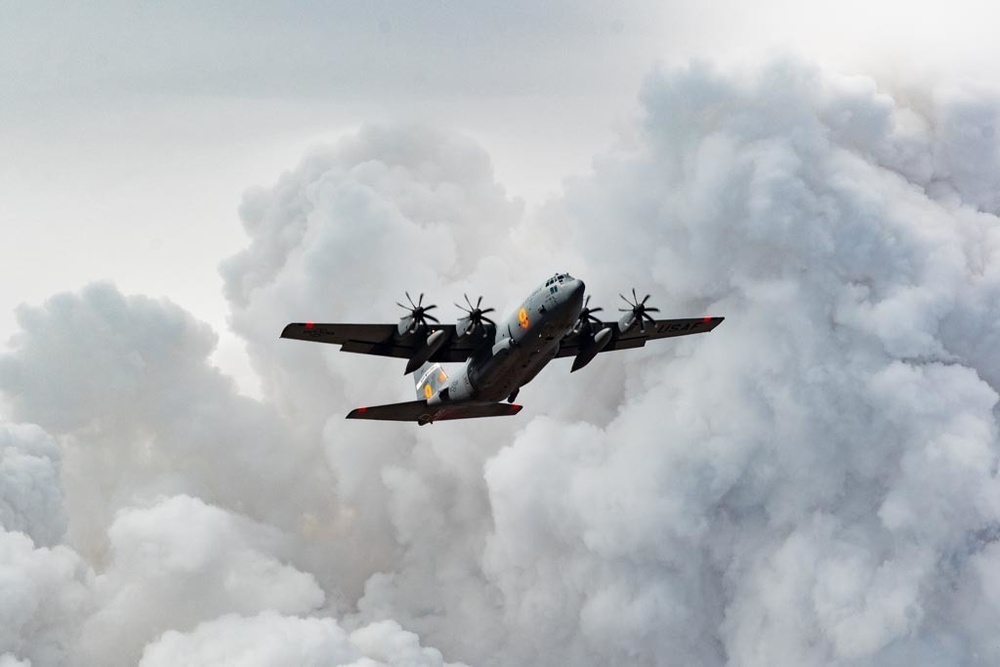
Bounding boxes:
405 328 449 375
618 312 637 334
571 326 612 372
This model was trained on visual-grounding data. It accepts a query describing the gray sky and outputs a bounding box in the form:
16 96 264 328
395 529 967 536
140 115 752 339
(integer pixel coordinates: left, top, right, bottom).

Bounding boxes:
0 2 659 392
4 1 998 395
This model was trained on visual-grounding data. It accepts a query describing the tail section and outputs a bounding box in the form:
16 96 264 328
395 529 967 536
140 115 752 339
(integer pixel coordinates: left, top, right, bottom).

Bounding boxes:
347 362 521 424
347 400 522 425
415 362 449 400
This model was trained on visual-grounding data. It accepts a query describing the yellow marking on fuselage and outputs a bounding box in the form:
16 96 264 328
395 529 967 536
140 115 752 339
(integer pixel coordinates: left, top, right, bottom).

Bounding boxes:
518 307 530 329
424 383 433 399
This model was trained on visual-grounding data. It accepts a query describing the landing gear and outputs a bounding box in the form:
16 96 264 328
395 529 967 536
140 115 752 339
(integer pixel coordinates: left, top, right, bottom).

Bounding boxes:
507 389 519 403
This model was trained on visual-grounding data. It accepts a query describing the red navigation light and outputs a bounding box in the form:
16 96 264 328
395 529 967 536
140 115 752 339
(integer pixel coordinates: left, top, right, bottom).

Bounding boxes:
703 316 712 323
357 407 368 414
305 321 315 329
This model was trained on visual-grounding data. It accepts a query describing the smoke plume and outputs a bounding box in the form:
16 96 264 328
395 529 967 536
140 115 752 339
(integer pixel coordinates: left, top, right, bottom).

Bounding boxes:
3 60 1000 665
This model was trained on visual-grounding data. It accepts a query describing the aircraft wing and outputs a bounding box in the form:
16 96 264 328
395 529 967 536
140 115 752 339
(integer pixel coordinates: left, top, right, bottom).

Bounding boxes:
280 323 480 363
555 316 724 359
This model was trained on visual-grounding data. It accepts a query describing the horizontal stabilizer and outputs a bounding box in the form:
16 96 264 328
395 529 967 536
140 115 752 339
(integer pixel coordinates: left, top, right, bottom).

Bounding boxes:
346 400 522 424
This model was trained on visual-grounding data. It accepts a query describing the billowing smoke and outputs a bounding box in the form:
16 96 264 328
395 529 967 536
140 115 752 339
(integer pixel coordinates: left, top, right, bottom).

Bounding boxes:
3 60 1000 665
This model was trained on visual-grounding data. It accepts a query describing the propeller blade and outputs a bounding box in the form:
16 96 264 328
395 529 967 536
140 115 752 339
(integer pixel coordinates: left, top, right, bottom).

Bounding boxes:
406 292 415 308
424 314 440 323
589 307 603 314
615 289 659 330
423 304 438 311
455 295 494 337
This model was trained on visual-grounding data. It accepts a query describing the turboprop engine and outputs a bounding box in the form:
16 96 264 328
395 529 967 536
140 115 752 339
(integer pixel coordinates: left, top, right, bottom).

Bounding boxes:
570 295 612 372
396 292 451 374
617 289 659 333
405 328 450 375
455 294 496 338
571 326 613 372
396 292 439 335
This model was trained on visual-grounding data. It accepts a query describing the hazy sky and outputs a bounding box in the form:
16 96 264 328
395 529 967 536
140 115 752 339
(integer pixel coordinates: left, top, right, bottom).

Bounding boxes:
3 3 1000 666
4 0 998 394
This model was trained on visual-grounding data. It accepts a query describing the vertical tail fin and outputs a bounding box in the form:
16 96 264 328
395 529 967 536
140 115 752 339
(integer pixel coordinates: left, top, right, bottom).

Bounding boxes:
415 362 450 400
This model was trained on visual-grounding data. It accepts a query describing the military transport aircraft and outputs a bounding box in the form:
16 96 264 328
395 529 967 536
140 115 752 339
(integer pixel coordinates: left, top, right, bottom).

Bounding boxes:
281 273 723 424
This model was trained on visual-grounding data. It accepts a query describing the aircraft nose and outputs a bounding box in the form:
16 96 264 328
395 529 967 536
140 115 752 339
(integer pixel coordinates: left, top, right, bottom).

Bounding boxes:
570 278 585 304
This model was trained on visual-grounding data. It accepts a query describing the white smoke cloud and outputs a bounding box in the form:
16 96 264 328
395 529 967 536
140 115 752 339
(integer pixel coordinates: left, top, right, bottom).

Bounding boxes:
79 495 326 664
140 614 462 667
1 423 65 547
3 58 1000 666
0 530 92 665
0 284 342 560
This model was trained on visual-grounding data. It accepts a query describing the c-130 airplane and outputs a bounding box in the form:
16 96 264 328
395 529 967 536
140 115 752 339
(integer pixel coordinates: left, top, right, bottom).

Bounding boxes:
281 273 723 424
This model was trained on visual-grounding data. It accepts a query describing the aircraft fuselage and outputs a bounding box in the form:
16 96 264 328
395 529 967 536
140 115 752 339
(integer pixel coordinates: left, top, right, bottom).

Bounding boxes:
429 273 585 406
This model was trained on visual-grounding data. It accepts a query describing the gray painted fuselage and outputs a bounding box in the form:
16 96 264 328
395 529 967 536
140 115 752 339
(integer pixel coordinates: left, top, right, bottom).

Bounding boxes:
429 274 585 406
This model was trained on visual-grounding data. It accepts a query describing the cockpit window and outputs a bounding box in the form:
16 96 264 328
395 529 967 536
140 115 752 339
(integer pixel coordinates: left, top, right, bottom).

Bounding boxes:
548 272 573 286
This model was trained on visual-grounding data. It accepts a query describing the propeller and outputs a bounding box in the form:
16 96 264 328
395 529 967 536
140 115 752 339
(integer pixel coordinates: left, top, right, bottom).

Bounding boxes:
455 294 496 338
618 288 659 332
574 295 604 333
396 291 439 334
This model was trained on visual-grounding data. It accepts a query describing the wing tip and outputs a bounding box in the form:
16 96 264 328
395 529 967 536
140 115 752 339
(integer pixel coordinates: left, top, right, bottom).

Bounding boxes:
280 321 320 339
346 406 369 419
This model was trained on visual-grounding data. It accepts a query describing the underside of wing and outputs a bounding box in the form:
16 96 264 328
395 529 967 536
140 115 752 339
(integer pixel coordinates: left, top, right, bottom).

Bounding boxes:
281 322 480 363
346 400 523 424
556 316 724 360
617 316 725 344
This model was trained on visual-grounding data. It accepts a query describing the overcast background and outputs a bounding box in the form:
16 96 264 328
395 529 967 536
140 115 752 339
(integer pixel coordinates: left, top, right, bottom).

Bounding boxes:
3 2 1000 666
5 0 999 397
